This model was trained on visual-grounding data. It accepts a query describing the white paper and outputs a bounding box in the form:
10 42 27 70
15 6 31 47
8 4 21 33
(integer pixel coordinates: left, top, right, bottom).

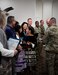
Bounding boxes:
8 38 19 50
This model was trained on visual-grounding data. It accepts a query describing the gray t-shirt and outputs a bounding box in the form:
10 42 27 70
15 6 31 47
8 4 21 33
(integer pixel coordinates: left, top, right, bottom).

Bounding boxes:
0 28 8 49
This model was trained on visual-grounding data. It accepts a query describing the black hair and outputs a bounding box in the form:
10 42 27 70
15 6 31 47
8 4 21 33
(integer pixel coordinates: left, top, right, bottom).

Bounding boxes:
27 18 32 21
15 24 20 32
40 20 43 23
35 21 39 25
21 22 28 31
7 16 14 24
28 26 35 35
50 17 56 23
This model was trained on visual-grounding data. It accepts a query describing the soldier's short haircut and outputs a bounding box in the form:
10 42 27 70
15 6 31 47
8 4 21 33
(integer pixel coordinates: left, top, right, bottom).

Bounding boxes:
27 18 32 21
7 16 14 24
50 17 56 23
40 20 43 23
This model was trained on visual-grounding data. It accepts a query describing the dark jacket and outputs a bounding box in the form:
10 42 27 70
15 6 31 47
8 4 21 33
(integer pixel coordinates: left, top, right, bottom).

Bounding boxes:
5 25 16 40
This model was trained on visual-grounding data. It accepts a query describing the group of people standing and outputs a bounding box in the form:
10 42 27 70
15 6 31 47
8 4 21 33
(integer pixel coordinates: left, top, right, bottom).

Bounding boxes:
0 10 58 75
0 11 37 75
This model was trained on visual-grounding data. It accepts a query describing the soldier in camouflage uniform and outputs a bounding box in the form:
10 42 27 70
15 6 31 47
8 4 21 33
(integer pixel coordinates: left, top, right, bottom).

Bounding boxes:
46 18 51 31
44 17 58 75
34 21 41 42
34 21 45 75
40 20 45 38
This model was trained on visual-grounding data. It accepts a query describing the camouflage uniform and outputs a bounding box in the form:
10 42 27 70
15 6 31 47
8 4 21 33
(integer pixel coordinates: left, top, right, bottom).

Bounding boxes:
34 27 44 75
34 26 42 55
44 25 58 75
40 25 45 38
34 26 41 42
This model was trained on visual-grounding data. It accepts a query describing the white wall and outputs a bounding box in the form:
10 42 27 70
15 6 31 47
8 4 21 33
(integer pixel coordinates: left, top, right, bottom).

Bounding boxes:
43 0 53 19
36 0 58 29
53 0 58 24
0 0 36 26
0 0 58 28
43 0 53 29
36 0 43 21
36 0 53 29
